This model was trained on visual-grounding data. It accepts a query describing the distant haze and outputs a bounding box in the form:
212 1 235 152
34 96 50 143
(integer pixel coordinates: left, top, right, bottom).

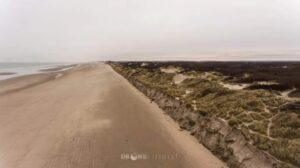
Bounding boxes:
0 0 300 62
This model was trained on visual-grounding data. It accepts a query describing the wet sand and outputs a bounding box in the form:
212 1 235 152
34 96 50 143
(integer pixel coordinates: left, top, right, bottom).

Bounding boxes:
0 63 225 168
0 72 16 75
39 64 76 72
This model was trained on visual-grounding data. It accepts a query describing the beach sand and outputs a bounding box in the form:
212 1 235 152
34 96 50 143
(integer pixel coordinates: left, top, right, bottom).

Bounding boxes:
0 63 225 168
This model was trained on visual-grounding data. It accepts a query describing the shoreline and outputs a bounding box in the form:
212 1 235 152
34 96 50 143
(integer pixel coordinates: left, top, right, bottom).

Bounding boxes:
0 62 225 168
0 63 79 96
0 63 76 81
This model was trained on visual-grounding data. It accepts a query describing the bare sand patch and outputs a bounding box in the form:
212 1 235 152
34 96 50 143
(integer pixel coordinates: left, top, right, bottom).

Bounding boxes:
160 66 179 73
183 89 193 98
256 81 279 85
220 82 249 90
140 62 148 67
173 74 194 84
281 88 300 101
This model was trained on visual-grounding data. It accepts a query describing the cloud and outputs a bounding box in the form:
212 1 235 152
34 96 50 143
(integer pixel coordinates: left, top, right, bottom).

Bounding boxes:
0 0 299 62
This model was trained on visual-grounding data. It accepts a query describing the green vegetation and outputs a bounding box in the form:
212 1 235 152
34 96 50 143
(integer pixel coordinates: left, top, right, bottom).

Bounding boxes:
111 63 300 167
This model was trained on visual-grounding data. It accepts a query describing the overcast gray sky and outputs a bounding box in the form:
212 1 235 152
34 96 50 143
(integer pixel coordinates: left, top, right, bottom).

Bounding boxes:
0 0 299 62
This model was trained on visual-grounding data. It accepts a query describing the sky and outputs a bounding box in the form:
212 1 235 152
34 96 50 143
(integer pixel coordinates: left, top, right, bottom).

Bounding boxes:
0 0 300 62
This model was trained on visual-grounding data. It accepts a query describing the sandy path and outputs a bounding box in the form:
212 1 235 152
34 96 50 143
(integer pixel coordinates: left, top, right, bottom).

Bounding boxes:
0 63 225 168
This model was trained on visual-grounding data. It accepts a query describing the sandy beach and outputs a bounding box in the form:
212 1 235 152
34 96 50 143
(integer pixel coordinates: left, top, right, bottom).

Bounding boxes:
0 63 225 168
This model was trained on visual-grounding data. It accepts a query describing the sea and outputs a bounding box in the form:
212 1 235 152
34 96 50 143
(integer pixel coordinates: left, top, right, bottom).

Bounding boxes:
0 63 70 81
